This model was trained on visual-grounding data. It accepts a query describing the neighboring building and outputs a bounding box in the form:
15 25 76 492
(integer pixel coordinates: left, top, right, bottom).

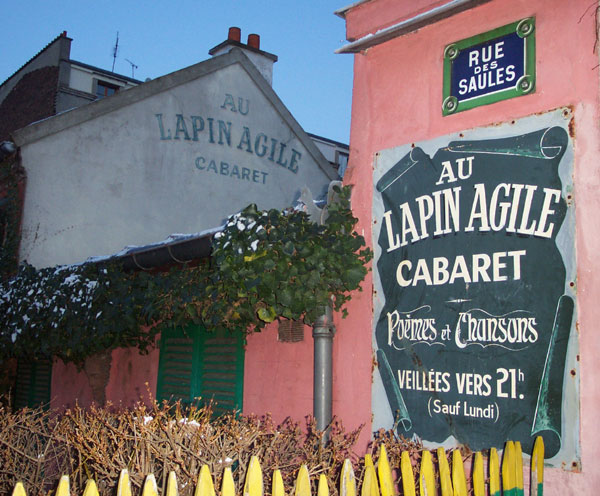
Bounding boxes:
3 29 342 420
336 0 600 492
0 32 140 143
308 133 349 177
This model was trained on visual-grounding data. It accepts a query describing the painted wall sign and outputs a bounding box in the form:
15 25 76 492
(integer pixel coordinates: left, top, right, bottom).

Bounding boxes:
154 93 304 188
372 110 578 466
442 18 536 115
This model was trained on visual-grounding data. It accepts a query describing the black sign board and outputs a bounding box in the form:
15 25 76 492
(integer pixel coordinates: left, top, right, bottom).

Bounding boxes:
443 19 536 115
373 112 577 462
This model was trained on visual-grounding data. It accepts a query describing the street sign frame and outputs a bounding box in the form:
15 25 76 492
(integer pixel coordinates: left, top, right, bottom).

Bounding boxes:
442 18 536 115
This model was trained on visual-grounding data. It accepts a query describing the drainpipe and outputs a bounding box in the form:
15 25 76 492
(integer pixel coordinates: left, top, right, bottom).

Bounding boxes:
313 305 336 440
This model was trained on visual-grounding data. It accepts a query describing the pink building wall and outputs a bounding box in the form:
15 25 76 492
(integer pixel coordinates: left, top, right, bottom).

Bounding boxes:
50 347 159 410
243 313 374 450
341 0 600 492
243 325 313 422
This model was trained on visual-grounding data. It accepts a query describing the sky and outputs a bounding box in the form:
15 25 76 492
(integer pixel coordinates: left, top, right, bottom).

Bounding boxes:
0 0 354 144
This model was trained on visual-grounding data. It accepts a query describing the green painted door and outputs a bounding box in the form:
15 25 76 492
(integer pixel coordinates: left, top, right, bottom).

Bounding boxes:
156 324 245 416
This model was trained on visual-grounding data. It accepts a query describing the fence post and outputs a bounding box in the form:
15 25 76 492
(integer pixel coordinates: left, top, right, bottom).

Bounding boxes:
117 469 132 496
166 472 178 496
377 444 396 496
244 456 263 496
294 465 311 496
419 450 435 496
531 437 544 496
272 470 285 496
437 448 453 496
56 476 70 496
400 451 415 496
11 482 26 496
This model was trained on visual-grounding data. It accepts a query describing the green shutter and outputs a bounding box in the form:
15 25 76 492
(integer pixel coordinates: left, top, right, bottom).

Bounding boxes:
199 331 245 416
157 325 244 415
156 328 198 404
14 359 52 409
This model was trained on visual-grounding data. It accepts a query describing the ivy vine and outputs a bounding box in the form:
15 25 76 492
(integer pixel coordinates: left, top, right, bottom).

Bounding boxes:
0 155 24 279
0 185 372 366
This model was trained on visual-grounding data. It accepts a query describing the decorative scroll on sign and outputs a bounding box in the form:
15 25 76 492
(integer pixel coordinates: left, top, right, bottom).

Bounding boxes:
372 110 577 464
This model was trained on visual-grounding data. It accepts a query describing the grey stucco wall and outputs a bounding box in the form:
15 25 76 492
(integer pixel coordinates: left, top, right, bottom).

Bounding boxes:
18 61 333 268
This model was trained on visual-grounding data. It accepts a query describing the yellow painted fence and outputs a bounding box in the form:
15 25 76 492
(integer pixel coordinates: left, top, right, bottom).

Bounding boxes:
10 437 545 496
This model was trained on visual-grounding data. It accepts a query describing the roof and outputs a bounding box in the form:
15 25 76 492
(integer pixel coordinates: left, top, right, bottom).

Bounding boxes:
69 59 143 85
0 32 71 89
307 133 349 150
208 39 278 62
87 227 220 271
334 0 371 19
335 0 491 54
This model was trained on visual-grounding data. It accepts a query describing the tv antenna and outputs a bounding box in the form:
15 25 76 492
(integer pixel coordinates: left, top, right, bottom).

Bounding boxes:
111 31 119 72
125 58 138 78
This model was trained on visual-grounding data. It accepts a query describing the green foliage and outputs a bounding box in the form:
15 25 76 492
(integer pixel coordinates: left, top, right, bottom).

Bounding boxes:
0 185 372 365
206 185 372 331
0 262 162 365
0 156 24 279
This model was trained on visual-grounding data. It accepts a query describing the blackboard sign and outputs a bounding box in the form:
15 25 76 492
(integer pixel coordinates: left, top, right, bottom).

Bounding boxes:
442 19 536 115
372 110 578 466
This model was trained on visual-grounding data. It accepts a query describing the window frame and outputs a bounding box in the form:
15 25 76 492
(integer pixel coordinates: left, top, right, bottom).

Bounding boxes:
94 79 120 99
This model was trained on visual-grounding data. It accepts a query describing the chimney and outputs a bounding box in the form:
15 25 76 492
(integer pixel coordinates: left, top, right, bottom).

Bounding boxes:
228 27 241 42
209 27 278 85
247 34 260 49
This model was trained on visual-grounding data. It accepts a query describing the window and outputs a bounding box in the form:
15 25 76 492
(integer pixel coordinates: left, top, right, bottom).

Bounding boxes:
95 80 119 99
156 325 245 416
13 358 52 409
336 151 349 177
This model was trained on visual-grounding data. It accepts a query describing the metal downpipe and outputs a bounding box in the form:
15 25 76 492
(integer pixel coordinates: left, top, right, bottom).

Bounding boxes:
313 305 336 439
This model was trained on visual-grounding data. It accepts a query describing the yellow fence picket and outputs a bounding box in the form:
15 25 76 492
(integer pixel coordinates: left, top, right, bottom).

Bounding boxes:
11 482 27 496
196 465 216 496
317 474 329 496
502 441 516 496
117 469 132 496
272 469 285 496
244 457 263 496
142 474 159 496
489 448 501 496
531 437 544 496
472 452 485 496
82 479 99 496
341 459 357 496
55 475 70 496
451 450 467 496
166 471 178 496
437 448 453 496
419 450 435 496
377 444 396 496
222 467 235 496
515 442 524 496
294 465 311 496
400 451 415 496
362 454 379 496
